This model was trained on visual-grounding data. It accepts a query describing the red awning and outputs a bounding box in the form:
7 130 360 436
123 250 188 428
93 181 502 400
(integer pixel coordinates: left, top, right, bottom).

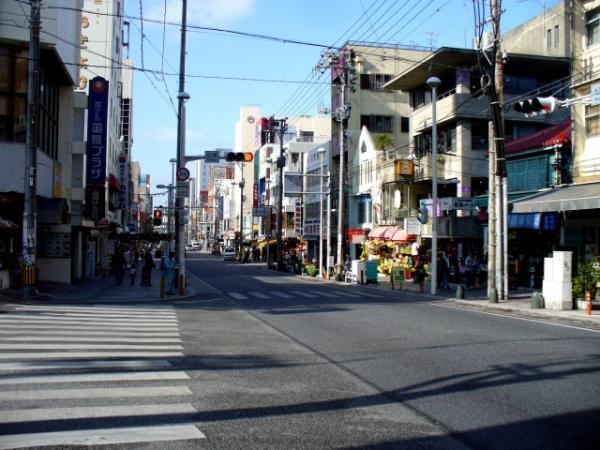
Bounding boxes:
368 226 391 239
382 227 397 240
391 229 409 242
505 118 571 154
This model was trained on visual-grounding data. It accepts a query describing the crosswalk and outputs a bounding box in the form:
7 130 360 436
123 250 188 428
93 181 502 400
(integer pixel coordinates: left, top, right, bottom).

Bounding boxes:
226 288 384 301
0 304 204 449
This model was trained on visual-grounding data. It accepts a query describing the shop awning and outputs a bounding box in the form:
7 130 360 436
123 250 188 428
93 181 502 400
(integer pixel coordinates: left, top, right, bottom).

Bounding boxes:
511 182 600 213
382 227 397 240
505 118 571 154
368 226 391 239
391 229 414 242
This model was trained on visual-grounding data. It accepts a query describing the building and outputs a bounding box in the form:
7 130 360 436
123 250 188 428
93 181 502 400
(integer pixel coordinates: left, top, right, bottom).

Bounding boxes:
0 1 84 286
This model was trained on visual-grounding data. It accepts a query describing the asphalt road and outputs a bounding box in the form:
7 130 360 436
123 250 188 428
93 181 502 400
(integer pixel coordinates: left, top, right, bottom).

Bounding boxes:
1 252 598 449
184 252 600 449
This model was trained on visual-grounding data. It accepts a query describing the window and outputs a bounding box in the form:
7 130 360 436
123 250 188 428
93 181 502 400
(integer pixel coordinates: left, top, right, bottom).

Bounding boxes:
547 29 552 49
400 117 409 133
554 25 559 48
360 73 392 91
586 8 600 47
585 104 600 137
360 115 393 133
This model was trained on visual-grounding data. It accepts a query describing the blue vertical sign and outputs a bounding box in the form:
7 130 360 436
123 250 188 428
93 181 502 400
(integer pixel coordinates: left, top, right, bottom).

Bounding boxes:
86 77 109 185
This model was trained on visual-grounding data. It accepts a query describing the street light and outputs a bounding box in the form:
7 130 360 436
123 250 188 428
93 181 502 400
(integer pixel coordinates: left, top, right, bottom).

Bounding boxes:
426 76 441 296
317 147 325 276
169 158 176 252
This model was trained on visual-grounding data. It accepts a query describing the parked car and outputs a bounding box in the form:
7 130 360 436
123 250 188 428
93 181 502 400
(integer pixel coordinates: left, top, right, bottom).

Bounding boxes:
185 243 193 251
191 241 201 251
223 247 236 261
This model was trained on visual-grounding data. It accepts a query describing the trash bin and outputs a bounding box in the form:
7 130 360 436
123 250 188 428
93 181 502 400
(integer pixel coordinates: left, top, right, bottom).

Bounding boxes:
530 292 544 309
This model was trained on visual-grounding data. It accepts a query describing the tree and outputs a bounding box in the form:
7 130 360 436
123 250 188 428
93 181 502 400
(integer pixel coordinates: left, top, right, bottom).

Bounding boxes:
373 133 394 152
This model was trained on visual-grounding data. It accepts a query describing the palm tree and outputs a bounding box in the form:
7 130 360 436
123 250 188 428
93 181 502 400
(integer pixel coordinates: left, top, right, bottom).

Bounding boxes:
373 133 393 152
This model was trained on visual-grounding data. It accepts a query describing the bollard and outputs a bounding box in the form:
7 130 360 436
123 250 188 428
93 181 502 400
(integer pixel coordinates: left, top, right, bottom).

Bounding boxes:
179 274 185 296
488 287 498 304
530 291 543 309
456 284 464 299
586 290 592 316
160 275 165 299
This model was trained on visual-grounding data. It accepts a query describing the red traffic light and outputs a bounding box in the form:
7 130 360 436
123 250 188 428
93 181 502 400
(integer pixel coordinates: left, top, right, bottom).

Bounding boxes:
226 152 253 162
153 209 163 226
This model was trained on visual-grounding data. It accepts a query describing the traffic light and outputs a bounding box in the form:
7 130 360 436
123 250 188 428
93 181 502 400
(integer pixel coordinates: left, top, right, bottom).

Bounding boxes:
179 208 189 225
514 96 560 116
226 152 253 162
417 205 429 224
153 209 163 226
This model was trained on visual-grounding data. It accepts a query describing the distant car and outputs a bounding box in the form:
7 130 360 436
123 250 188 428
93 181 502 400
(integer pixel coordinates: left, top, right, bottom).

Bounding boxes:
185 243 193 251
191 241 201 251
223 247 236 261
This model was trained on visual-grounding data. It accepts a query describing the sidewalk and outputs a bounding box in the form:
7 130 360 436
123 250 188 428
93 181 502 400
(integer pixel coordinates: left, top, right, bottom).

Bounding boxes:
0 260 197 305
290 267 600 327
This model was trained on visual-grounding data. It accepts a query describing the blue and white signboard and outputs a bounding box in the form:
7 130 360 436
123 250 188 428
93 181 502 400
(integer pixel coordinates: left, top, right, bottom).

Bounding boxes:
86 77 109 185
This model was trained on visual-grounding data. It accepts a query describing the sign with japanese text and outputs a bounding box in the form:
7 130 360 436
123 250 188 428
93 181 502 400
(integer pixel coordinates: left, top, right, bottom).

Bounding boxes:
86 185 105 222
295 199 302 236
86 77 109 186
395 160 414 176
253 183 259 208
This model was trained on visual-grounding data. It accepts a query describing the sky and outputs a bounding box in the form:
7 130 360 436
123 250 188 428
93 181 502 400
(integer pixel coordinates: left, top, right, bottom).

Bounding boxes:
125 0 560 204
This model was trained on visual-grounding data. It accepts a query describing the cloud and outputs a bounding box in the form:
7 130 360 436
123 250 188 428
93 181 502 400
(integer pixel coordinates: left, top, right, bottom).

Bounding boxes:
146 0 256 27
139 127 203 143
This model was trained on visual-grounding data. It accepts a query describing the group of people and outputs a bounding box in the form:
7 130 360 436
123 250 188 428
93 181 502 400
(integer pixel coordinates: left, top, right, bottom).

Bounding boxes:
111 244 176 291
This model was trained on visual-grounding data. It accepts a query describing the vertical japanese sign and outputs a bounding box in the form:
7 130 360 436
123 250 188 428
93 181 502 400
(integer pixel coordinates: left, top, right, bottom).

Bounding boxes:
86 77 108 185
253 183 259 208
118 153 127 210
295 199 302 236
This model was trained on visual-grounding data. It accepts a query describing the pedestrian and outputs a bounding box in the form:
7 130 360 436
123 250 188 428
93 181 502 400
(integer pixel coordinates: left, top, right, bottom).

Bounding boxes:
112 247 125 286
163 251 177 295
464 252 476 289
437 251 450 290
125 249 137 286
141 251 154 287
414 260 426 293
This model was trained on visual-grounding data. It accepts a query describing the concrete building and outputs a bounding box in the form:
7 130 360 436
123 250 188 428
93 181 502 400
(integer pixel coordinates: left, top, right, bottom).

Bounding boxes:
0 1 84 286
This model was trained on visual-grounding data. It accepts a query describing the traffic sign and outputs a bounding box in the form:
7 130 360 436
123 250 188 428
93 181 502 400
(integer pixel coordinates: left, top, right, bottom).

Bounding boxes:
176 181 190 198
204 150 221 163
176 167 190 181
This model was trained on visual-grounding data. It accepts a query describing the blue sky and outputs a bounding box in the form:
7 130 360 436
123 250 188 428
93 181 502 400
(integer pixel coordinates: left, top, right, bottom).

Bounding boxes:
126 0 560 201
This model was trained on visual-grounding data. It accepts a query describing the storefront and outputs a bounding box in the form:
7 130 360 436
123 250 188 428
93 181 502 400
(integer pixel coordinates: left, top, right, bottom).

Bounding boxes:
363 226 417 278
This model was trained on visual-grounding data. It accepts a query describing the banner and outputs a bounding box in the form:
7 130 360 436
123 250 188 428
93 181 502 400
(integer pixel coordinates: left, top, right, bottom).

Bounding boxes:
86 77 109 186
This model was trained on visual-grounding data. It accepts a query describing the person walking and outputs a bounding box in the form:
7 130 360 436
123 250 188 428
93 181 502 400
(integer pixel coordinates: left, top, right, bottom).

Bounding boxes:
163 251 177 295
437 251 450 290
112 247 125 286
464 252 476 289
141 251 154 287
414 260 426 293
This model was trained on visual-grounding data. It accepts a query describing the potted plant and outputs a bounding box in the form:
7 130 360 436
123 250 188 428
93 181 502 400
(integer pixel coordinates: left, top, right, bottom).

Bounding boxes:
572 261 600 310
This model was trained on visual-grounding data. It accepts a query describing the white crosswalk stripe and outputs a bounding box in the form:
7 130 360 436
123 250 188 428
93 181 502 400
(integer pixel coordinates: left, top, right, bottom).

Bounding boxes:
269 291 293 298
312 290 340 298
0 304 204 447
290 290 318 298
229 292 249 300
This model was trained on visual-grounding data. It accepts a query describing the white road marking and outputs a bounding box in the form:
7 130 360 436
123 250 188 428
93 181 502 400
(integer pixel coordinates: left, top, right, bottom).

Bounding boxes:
313 290 340 298
248 291 270 299
1 336 181 343
0 315 178 323
16 306 175 314
0 359 172 372
269 291 293 298
0 403 196 424
0 324 178 331
0 351 183 359
0 330 179 337
39 312 178 319
357 291 383 298
229 292 249 300
0 343 183 350
0 370 189 385
0 424 205 449
290 290 317 298
0 386 192 401
335 291 362 298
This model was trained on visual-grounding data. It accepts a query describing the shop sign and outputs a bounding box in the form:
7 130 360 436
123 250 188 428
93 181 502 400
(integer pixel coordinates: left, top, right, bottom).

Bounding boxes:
439 197 476 211
348 228 366 244
303 218 320 237
253 183 259 208
86 77 109 186
118 153 127 209
395 160 414 176
53 162 63 198
404 218 421 235
86 185 105 222
295 199 302 236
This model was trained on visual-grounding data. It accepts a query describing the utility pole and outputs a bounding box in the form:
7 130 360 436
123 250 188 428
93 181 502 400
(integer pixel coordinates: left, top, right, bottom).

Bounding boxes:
274 117 288 271
476 0 507 302
23 0 41 299
317 47 356 279
239 179 245 259
175 0 188 293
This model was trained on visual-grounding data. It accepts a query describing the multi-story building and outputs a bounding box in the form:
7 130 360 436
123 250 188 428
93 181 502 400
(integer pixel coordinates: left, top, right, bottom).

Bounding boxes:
0 1 83 286
78 0 125 274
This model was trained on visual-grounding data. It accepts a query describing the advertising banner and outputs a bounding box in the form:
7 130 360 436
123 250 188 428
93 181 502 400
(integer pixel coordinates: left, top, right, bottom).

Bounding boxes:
86 77 109 186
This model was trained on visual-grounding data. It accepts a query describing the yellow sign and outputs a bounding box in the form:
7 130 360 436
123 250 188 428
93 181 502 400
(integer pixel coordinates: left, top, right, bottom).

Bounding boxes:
395 160 414 176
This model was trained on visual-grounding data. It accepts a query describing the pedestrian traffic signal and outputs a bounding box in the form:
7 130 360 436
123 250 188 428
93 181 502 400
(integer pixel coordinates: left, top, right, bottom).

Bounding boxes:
180 208 189 225
153 209 163 226
417 206 429 224
226 152 253 162
514 96 560 116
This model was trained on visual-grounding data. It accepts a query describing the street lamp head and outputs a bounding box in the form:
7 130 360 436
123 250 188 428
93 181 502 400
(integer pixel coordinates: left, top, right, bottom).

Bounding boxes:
426 76 441 89
156 184 166 189
169 158 177 163
177 91 191 101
